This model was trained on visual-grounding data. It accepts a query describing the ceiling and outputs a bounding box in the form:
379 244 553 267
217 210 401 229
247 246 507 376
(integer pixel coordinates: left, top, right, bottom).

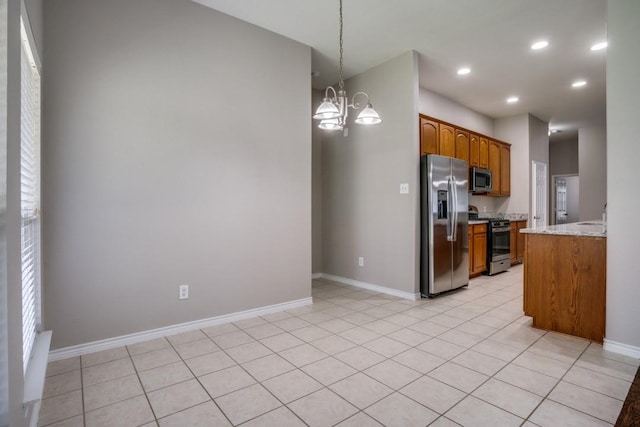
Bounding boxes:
194 0 607 138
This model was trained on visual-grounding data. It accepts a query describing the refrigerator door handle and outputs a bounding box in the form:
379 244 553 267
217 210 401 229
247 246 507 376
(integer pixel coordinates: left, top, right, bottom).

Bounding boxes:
451 176 458 242
447 176 454 241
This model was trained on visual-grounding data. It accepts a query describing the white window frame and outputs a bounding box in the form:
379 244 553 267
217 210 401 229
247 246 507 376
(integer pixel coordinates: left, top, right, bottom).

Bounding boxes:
20 14 41 375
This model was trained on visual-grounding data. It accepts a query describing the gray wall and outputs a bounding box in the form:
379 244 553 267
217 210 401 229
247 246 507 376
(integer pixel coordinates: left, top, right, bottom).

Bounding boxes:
606 0 640 351
529 114 550 222
419 88 494 137
578 126 607 221
494 114 530 214
321 51 419 294
549 137 579 176
42 0 311 349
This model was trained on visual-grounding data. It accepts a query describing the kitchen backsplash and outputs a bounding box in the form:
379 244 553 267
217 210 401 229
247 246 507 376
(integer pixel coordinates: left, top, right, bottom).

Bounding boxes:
477 212 529 220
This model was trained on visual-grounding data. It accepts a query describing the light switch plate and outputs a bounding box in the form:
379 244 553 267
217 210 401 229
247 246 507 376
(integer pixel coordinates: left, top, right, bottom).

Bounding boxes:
400 183 409 194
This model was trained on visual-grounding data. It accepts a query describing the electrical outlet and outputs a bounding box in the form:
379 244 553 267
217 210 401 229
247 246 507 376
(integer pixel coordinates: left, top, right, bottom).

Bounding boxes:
179 284 189 300
400 183 409 194
358 257 364 267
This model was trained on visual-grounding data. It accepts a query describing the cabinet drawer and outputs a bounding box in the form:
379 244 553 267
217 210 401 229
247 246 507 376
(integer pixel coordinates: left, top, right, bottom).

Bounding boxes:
473 224 487 233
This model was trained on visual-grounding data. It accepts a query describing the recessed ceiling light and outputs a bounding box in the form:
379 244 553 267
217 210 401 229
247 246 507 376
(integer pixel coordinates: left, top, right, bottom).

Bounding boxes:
457 67 471 75
591 41 608 51
531 40 549 50
506 96 519 104
572 80 587 88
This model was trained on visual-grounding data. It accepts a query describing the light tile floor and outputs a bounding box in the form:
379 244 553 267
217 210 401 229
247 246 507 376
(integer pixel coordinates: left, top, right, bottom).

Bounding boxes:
40 265 639 426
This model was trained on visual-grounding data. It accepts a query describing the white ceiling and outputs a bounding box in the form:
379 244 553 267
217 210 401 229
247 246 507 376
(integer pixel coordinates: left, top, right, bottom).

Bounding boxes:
194 0 607 137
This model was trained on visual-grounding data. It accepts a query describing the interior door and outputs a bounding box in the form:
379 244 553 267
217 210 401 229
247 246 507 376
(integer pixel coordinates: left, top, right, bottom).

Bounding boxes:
532 161 548 228
565 176 579 223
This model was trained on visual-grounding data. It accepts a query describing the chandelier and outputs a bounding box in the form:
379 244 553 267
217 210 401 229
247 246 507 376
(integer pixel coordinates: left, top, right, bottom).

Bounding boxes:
312 0 382 131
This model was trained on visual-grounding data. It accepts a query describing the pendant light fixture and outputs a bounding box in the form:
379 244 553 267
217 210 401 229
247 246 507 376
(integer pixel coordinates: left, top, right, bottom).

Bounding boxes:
313 0 382 131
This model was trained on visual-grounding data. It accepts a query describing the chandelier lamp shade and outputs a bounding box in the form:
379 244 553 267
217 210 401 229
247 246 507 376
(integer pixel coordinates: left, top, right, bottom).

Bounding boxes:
312 0 382 131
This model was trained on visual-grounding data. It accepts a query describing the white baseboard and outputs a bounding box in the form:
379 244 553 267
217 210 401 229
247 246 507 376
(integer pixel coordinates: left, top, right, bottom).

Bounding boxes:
48 297 313 362
311 273 322 279
316 273 420 301
603 338 640 359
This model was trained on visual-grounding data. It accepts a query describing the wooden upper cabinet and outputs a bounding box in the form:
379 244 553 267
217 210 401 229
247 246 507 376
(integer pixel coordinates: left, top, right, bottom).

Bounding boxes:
439 124 456 158
418 116 511 197
469 134 480 167
500 144 511 196
455 129 470 165
420 117 439 155
479 137 489 168
488 140 501 196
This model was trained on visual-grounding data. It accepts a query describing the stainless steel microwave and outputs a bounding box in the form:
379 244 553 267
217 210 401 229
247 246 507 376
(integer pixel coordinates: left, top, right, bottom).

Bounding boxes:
470 167 492 192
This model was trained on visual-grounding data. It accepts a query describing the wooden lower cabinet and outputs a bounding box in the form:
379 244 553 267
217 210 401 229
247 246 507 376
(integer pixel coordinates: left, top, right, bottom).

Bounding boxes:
523 233 606 342
510 226 517 264
468 223 487 277
510 220 527 265
516 221 526 261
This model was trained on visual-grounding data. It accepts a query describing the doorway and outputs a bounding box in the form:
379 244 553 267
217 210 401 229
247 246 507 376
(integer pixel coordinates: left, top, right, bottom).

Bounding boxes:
551 174 579 225
531 161 548 228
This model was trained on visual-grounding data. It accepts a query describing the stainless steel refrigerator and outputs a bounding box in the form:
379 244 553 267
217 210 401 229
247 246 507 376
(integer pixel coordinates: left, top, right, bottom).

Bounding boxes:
420 155 469 297
553 175 579 224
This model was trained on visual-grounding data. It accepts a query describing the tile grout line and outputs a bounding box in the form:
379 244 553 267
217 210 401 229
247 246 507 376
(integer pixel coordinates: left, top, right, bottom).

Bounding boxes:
126 342 160 426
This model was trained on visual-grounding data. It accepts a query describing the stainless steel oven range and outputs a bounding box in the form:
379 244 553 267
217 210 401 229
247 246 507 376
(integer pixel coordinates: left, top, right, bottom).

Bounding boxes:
486 219 511 275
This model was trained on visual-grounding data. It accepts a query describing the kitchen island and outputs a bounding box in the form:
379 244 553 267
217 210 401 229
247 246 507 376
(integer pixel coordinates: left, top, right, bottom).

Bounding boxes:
520 221 606 342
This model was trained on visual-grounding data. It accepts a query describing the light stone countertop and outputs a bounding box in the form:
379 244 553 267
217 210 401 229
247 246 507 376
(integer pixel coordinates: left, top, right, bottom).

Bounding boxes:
520 220 606 237
468 220 488 225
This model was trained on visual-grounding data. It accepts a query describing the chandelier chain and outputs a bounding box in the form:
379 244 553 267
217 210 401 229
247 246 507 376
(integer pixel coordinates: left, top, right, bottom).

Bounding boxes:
338 0 344 90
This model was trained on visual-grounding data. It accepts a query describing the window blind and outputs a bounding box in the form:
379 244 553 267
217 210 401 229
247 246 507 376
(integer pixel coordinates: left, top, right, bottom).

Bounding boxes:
20 18 41 374
0 2 9 424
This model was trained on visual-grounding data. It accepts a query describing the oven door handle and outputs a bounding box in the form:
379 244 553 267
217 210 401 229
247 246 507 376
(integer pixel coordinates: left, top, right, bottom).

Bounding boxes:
492 226 512 233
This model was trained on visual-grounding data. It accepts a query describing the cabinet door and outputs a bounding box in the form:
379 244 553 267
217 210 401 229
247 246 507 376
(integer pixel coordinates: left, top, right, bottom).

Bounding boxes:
455 129 470 165
510 226 517 263
439 124 456 158
469 134 480 167
420 117 439 155
468 226 473 275
473 231 487 274
517 221 526 262
488 140 501 196
479 137 489 168
501 144 511 196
